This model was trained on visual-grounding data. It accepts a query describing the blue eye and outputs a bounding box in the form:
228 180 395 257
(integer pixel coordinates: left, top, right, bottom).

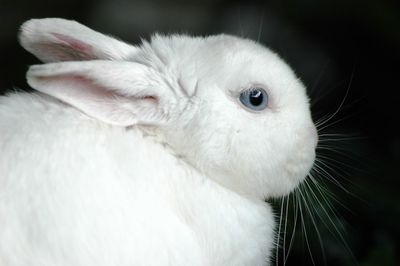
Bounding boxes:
239 88 268 111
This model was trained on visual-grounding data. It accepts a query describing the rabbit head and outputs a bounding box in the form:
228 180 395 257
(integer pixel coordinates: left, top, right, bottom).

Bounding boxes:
20 18 318 199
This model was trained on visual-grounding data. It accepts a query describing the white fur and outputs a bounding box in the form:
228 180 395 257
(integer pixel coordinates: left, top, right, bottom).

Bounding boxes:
0 18 318 265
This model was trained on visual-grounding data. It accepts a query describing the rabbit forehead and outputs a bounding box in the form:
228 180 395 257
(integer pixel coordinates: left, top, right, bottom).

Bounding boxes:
204 37 300 91
143 34 303 95
131 33 307 118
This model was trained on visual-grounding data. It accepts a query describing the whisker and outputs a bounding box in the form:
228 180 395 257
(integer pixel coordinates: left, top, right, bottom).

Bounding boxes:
296 191 316 266
318 132 353 137
298 182 327 265
315 67 355 129
309 59 330 101
318 135 364 142
315 154 360 178
317 111 357 132
315 113 332 127
315 157 353 180
312 79 349 113
275 196 285 266
308 172 354 214
313 161 350 193
257 8 265 43
237 8 244 38
314 158 363 200
307 175 345 226
316 145 359 161
302 176 359 265
284 193 299 264
282 195 290 265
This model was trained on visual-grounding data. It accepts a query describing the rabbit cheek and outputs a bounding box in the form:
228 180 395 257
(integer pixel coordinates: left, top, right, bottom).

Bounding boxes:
268 124 318 197
225 118 317 199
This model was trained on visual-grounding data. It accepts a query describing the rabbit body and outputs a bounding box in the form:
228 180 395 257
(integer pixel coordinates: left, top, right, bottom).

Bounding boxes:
0 92 273 266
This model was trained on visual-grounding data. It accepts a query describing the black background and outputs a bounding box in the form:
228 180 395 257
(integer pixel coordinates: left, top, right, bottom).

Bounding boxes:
0 0 399 265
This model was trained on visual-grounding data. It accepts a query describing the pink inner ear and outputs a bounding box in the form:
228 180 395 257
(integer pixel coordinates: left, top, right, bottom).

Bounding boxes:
35 73 119 100
51 33 92 52
143 96 156 100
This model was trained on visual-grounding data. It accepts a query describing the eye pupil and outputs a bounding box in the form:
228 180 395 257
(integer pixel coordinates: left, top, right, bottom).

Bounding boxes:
249 90 263 106
239 87 268 111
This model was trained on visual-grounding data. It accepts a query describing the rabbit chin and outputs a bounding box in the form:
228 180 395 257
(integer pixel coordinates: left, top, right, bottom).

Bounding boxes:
265 153 316 198
208 155 315 200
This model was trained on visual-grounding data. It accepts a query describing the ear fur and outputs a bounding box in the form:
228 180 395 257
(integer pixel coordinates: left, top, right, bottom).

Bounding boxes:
19 18 137 62
27 60 169 126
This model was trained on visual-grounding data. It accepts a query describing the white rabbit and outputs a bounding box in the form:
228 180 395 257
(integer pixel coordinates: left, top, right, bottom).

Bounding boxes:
0 18 318 266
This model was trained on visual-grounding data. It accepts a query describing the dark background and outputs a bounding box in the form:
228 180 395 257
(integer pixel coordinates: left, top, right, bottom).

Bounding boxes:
0 0 399 265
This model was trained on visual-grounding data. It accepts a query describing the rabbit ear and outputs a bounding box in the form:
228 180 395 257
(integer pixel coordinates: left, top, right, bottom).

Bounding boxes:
19 18 137 62
27 61 170 126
